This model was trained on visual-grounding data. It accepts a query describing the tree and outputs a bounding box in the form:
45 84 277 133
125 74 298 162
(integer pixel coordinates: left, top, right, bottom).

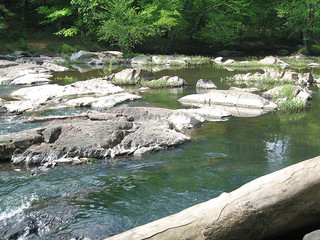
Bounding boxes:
97 0 155 52
276 0 320 54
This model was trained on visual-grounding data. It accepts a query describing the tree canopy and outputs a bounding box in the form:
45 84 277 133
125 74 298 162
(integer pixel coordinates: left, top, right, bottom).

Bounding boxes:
1 0 320 54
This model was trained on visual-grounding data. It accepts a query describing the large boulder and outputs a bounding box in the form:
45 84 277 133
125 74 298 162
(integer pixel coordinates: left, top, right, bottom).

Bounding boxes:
0 60 19 68
106 155 320 240
150 76 188 88
109 68 155 84
70 50 101 61
196 79 217 89
179 90 277 110
131 55 152 65
151 55 188 65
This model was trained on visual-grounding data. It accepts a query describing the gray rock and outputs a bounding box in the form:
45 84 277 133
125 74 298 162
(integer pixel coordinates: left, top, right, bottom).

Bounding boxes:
179 90 277 110
110 68 155 84
258 56 278 65
196 79 217 89
151 55 188 65
64 93 142 109
213 57 223 64
229 87 260 93
0 60 19 68
155 76 188 88
4 78 129 113
223 59 235 65
0 63 52 85
131 55 152 65
303 230 320 240
70 50 100 61
41 62 68 71
0 106 206 165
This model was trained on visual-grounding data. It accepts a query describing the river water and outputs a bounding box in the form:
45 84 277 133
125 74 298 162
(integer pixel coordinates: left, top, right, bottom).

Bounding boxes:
0 65 319 239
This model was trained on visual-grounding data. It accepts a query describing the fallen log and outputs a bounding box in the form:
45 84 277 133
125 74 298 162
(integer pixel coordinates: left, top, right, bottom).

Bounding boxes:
106 155 320 240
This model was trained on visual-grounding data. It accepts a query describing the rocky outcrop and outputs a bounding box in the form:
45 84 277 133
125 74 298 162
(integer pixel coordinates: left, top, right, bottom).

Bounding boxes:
106 155 320 240
232 69 313 87
2 78 140 113
70 50 125 65
0 107 209 166
179 90 277 110
0 60 19 68
0 63 53 85
262 85 312 106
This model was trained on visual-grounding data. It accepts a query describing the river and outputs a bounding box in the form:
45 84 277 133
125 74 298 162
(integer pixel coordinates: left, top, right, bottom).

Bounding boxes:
0 64 319 239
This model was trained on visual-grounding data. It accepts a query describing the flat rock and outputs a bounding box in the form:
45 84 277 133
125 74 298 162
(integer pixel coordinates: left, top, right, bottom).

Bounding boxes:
0 60 19 68
64 93 142 108
131 55 152 65
3 78 131 113
179 90 277 110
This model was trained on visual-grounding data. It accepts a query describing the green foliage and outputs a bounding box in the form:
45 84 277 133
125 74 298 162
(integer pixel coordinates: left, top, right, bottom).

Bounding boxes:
97 0 155 52
54 76 79 84
271 86 307 112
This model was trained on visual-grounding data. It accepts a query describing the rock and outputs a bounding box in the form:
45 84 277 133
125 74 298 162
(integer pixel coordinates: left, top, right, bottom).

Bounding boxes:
223 59 235 65
0 106 208 165
179 107 230 121
196 79 217 89
41 62 68 71
258 56 279 65
64 93 142 108
232 70 313 87
131 55 152 65
70 50 100 61
262 85 309 100
0 63 52 85
151 55 188 65
303 230 320 240
229 87 260 93
10 73 53 85
0 60 19 68
87 58 105 66
213 57 223 64
308 63 320 68
179 90 277 110
106 155 320 240
109 68 155 84
100 51 123 58
155 76 188 87
4 78 128 113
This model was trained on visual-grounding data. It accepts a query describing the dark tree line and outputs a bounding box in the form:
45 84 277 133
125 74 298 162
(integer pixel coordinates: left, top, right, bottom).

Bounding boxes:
0 0 319 54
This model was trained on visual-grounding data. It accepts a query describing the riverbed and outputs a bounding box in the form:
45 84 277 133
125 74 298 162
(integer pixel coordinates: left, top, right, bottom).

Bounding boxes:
0 64 319 239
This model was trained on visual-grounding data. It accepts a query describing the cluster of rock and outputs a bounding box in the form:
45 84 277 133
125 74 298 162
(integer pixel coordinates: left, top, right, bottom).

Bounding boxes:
0 78 141 114
0 54 68 86
232 69 313 87
0 106 227 167
107 68 188 88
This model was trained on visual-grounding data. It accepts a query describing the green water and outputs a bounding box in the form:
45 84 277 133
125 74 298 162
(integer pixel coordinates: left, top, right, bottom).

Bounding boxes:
0 65 319 239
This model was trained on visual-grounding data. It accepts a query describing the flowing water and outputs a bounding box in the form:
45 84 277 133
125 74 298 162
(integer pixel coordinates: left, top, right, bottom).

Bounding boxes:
0 65 319 239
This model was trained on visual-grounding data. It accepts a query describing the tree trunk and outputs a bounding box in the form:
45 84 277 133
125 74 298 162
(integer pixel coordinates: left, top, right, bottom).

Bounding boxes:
106 155 320 240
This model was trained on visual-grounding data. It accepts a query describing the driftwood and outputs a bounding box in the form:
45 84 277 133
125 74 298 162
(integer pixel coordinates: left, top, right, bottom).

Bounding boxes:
106 155 320 240
25 111 134 123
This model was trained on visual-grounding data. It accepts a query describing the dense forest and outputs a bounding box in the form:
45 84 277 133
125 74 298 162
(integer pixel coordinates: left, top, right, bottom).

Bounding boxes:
0 0 319 55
